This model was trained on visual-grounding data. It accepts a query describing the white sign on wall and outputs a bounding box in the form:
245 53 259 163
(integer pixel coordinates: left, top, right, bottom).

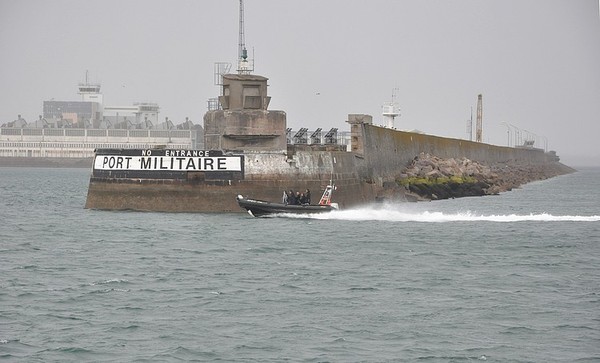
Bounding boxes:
94 154 243 172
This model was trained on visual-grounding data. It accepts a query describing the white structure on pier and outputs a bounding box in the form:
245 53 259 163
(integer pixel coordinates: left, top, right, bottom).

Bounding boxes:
382 88 400 128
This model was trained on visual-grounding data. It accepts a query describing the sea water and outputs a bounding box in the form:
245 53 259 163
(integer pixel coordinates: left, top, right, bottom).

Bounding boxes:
0 167 599 362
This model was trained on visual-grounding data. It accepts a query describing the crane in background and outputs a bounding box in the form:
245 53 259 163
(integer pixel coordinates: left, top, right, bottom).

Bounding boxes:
475 94 483 143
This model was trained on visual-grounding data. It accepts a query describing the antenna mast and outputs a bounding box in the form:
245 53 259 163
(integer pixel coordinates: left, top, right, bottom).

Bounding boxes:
237 0 251 74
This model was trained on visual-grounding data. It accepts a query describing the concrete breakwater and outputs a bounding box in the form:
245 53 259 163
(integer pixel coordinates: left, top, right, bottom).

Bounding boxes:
84 73 572 212
359 123 552 179
84 122 572 212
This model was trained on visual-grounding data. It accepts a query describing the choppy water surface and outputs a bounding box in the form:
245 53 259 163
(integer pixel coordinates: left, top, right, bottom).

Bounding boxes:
1 167 599 362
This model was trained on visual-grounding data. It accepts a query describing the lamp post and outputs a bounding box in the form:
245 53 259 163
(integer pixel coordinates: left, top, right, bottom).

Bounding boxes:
500 122 511 147
509 123 522 147
543 136 548 152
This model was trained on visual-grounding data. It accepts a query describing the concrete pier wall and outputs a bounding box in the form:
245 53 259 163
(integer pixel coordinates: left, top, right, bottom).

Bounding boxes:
85 146 377 212
84 124 561 212
85 150 376 212
361 124 548 181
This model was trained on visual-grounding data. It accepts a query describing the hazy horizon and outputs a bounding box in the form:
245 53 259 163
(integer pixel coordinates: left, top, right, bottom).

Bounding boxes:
1 0 599 166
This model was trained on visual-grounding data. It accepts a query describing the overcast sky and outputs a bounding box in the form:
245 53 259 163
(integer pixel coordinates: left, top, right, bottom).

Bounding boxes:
1 0 599 166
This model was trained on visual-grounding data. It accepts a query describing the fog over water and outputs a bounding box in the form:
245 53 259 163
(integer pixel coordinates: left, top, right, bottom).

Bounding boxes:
1 0 599 166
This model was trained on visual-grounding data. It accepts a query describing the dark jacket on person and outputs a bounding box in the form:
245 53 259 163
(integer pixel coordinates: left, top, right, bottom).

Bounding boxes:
287 190 297 205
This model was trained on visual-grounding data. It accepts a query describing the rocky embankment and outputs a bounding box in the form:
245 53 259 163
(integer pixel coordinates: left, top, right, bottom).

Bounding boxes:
385 153 575 201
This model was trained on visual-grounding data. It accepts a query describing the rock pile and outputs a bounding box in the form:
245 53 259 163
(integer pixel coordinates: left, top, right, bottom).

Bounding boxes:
401 153 493 181
393 152 575 201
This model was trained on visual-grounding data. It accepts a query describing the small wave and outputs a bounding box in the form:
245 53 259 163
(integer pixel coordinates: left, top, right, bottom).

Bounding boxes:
280 283 301 290
348 286 379 291
416 354 490 361
51 346 94 354
151 346 211 361
574 357 600 362
247 246 285 253
502 326 543 334
16 264 37 270
172 248 204 255
286 208 600 223
89 278 129 286
554 324 596 330
109 324 140 332
45 314 84 321
116 306 144 311
88 288 130 294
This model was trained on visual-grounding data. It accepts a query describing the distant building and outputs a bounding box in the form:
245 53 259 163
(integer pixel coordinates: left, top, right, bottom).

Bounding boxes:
0 77 204 158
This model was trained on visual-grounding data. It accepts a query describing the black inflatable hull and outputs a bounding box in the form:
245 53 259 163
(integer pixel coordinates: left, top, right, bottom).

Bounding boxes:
236 196 336 217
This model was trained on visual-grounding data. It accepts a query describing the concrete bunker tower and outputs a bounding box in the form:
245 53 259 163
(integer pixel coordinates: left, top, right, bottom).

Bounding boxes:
203 1 286 153
203 74 287 152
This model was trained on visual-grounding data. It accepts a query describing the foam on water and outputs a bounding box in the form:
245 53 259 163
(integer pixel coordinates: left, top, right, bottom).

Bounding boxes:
277 206 600 222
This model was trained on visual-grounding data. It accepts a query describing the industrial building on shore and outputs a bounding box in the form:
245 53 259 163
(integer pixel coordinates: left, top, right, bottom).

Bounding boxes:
0 74 203 159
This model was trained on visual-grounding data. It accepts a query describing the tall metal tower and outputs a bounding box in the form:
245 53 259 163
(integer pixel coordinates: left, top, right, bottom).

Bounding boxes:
476 94 483 143
237 0 252 74
382 88 400 128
